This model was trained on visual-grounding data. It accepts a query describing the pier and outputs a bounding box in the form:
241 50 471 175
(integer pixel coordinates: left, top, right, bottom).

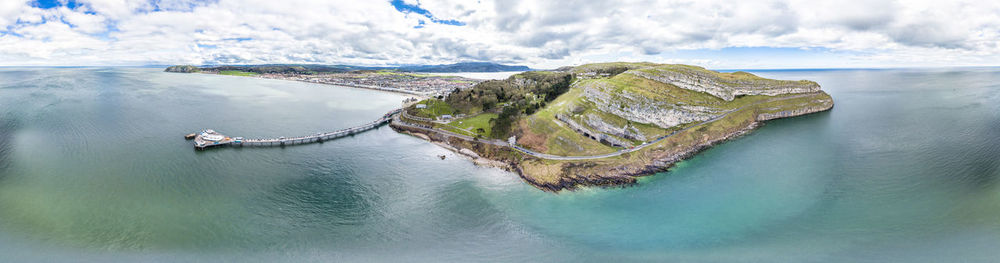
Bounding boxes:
188 109 402 150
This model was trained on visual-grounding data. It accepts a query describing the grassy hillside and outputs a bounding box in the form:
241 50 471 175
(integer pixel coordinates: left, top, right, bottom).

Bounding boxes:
411 99 456 118
218 70 259 76
404 71 572 139
406 62 832 158
514 63 829 156
396 62 833 190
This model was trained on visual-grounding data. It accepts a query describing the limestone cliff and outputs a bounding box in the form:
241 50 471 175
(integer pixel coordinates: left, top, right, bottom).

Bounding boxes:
579 80 719 129
630 66 820 101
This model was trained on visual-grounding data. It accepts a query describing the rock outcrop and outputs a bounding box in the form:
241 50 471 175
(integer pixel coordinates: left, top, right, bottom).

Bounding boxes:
630 67 820 101
555 114 633 147
756 99 834 121
581 81 717 129
584 114 647 141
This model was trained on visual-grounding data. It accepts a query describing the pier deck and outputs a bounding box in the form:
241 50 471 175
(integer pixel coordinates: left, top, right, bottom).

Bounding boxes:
190 109 401 150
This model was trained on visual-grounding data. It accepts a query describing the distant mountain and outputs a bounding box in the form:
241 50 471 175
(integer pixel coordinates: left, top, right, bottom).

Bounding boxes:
196 64 379 74
164 65 200 73
398 62 531 73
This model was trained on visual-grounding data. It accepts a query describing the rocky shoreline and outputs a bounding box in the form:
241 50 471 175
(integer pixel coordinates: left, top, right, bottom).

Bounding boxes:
391 100 833 192
391 126 516 172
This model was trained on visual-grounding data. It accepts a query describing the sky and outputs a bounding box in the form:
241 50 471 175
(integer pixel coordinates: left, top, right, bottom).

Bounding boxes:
0 0 998 69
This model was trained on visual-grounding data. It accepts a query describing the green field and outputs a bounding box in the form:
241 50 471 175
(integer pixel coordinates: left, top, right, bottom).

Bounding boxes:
411 99 455 118
445 113 498 137
218 70 259 76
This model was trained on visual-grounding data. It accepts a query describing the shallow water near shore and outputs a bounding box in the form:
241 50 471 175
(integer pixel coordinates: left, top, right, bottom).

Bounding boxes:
1 68 999 262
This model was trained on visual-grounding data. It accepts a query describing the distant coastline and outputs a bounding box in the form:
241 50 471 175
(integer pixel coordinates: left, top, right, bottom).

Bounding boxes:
165 64 500 98
252 74 432 98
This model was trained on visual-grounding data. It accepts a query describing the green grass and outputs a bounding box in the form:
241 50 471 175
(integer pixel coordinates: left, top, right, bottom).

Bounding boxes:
515 63 831 157
540 79 679 145
581 71 809 112
373 70 411 76
628 91 832 159
219 70 259 76
412 99 455 118
414 62 828 159
568 62 658 74
588 73 726 107
576 106 670 143
516 88 620 156
447 113 498 137
540 93 829 164
633 65 818 89
437 125 476 137
509 62 834 186
515 91 833 187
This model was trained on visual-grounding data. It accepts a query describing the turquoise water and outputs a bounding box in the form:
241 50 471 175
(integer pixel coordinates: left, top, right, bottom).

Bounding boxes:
1 68 998 262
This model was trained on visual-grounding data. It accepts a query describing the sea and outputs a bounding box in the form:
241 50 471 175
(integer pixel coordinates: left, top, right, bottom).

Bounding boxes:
0 67 998 262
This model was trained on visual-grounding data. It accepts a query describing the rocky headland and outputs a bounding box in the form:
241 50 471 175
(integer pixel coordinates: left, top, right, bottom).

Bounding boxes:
391 62 834 192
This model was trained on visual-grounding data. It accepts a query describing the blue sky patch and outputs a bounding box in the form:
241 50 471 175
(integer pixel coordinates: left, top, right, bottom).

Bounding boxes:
390 0 465 26
32 0 81 9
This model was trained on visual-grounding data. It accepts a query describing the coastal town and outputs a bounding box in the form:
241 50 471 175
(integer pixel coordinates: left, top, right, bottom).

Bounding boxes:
257 71 481 97
165 64 495 97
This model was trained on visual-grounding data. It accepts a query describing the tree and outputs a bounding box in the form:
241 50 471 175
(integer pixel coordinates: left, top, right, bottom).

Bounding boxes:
490 106 521 139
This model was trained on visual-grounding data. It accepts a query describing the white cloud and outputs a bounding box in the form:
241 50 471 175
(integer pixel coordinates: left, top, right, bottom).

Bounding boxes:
0 0 28 28
0 0 998 68
61 8 108 34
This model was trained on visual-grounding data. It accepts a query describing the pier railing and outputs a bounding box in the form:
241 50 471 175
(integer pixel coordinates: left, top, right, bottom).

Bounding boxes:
192 109 401 149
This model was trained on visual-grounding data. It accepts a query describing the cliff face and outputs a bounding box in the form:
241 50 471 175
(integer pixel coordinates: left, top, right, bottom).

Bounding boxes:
630 67 820 101
555 114 633 147
584 114 647 141
580 80 719 129
756 103 833 121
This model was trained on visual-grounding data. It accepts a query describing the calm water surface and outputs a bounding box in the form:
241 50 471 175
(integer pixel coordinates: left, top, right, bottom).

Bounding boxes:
0 68 998 262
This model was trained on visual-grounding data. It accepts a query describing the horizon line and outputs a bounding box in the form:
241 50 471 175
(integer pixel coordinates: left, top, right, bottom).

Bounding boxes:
1 65 998 71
